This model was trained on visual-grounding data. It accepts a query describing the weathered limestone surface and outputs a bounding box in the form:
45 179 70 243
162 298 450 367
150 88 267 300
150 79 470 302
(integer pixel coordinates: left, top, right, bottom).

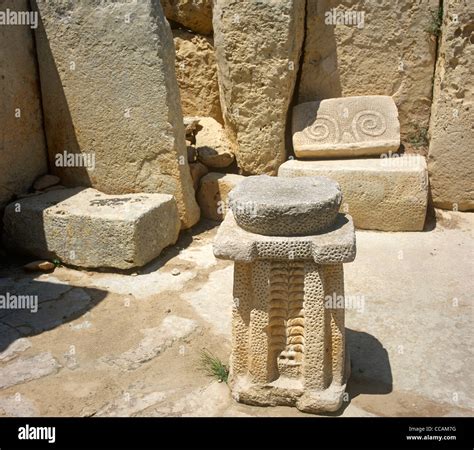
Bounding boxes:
189 161 208 191
213 0 305 175
3 188 180 269
34 0 199 228
293 96 400 158
297 0 438 141
279 157 428 231
196 117 234 168
197 173 244 221
428 0 474 211
213 176 356 413
161 0 213 35
229 176 342 236
173 30 223 123
0 0 47 209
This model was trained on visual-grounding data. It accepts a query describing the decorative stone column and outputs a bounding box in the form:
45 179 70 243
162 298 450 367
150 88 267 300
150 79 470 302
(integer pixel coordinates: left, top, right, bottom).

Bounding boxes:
213 176 356 413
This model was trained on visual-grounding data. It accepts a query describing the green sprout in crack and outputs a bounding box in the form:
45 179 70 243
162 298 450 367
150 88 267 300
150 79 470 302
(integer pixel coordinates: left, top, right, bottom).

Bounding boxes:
407 123 429 148
52 258 62 268
199 349 229 383
425 6 443 37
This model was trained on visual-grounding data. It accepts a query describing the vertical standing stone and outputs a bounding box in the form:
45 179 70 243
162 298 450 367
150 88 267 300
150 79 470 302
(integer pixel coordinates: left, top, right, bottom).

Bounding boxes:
33 0 200 228
0 0 47 209
213 0 305 175
428 0 474 211
213 176 356 413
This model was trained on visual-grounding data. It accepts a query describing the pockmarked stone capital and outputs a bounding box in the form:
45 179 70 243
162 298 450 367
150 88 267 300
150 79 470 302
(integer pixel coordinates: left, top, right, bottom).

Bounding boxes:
213 175 357 414
228 175 342 236
292 95 400 158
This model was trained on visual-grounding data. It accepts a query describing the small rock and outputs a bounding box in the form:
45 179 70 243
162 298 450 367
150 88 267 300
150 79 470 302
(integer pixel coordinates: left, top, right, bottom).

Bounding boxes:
33 174 60 191
184 117 203 145
171 268 181 276
187 146 197 163
23 260 55 272
195 117 234 169
131 272 138 277
189 162 209 191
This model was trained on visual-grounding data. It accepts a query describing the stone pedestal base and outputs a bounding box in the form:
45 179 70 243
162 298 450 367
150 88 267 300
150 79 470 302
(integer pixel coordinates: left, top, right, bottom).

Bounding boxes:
214 209 356 413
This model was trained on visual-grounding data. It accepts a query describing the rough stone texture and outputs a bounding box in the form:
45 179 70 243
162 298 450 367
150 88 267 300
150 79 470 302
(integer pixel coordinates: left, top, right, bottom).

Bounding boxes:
196 117 234 168
174 30 223 123
213 206 356 412
229 175 342 236
213 0 305 175
0 0 47 209
428 0 474 211
3 188 180 269
0 352 61 390
161 0 213 35
293 96 400 158
197 173 244 221
34 0 199 228
214 211 356 264
189 162 208 191
279 157 428 231
102 315 198 370
297 0 438 142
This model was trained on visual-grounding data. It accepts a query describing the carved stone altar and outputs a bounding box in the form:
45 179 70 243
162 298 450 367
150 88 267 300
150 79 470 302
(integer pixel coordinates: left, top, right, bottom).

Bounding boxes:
213 176 356 413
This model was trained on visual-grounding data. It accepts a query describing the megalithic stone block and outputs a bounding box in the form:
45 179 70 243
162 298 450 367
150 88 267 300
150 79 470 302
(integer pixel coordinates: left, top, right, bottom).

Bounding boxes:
2 188 180 270
279 156 428 231
292 96 400 158
213 176 356 413
33 0 200 229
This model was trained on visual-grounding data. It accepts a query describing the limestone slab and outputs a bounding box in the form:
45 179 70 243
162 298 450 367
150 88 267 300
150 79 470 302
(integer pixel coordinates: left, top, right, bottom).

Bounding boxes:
278 157 428 231
292 96 400 158
196 117 234 169
161 0 213 35
213 211 356 264
34 0 199 228
229 175 342 236
427 0 474 211
2 188 180 269
0 0 47 209
213 0 305 174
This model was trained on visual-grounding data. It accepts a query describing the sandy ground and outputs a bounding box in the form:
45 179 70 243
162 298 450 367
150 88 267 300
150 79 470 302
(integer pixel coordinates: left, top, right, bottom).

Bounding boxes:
0 210 472 417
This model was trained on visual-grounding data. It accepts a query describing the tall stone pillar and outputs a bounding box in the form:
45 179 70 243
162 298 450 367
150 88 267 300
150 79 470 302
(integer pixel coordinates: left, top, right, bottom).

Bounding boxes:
213 176 356 413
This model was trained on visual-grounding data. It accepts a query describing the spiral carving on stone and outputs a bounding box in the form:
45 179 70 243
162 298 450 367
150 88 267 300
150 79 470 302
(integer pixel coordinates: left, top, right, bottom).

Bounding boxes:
303 115 340 143
351 109 387 139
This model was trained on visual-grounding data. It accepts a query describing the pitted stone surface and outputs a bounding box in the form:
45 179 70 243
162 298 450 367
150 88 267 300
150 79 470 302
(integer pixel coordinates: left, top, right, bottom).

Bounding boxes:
292 96 400 158
213 211 356 264
228 176 342 236
3 188 180 269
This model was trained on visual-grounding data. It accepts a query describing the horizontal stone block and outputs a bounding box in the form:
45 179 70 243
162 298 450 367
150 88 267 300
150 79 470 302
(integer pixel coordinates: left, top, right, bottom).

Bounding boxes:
213 211 356 263
278 156 428 231
3 188 180 269
292 96 400 158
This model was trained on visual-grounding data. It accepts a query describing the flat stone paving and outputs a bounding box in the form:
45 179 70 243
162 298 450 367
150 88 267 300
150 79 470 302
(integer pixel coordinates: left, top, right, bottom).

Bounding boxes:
0 210 472 417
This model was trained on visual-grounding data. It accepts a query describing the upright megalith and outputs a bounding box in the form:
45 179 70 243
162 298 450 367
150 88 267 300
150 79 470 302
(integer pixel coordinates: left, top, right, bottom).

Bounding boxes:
213 0 305 175
428 0 474 211
33 0 200 228
213 176 356 413
0 0 47 209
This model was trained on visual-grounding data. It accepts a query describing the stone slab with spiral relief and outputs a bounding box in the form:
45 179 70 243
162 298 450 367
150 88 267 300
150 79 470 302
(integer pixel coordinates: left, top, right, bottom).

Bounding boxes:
292 96 400 158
